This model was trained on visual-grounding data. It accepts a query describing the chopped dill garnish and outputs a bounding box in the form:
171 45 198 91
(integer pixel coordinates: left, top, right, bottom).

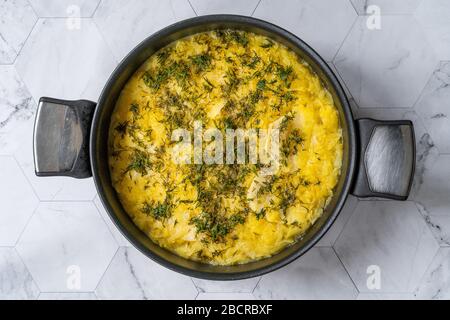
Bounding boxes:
279 189 296 214
141 201 170 220
129 103 141 120
203 77 215 92
222 68 240 96
242 52 260 69
223 117 237 129
156 49 170 65
229 30 249 46
190 54 212 72
129 103 139 114
255 208 266 220
277 65 294 86
142 61 190 90
257 79 266 90
190 212 246 242
281 91 296 103
125 149 151 176
114 121 128 136
260 38 274 48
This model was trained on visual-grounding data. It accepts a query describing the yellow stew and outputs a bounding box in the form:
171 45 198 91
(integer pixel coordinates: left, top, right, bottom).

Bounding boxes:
108 30 343 265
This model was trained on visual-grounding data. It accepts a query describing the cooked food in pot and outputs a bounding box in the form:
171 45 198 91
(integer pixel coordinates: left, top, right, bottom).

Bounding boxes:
108 30 343 265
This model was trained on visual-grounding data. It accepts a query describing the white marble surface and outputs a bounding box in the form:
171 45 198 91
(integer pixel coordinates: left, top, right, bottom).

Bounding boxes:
28 0 100 17
193 277 260 293
254 247 358 300
350 0 423 15
334 16 438 108
189 0 260 16
0 248 39 300
414 248 450 299
93 0 195 61
254 0 357 62
0 0 449 300
0 156 38 246
0 0 37 64
95 247 198 300
415 0 450 60
16 202 118 292
335 201 439 293
415 62 450 154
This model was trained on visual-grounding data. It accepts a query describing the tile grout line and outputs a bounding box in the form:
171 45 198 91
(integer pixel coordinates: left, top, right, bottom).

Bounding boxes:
92 198 122 248
410 61 441 111
91 0 103 18
331 14 358 64
331 197 360 248
186 0 198 17
25 0 39 18
93 246 121 296
12 153 41 202
11 156 40 248
13 245 43 294
251 0 262 17
331 246 360 298
252 275 262 297
91 15 121 64
408 239 441 298
12 15 40 66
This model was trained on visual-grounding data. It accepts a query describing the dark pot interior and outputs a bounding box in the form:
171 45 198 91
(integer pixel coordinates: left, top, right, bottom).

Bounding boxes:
90 15 356 280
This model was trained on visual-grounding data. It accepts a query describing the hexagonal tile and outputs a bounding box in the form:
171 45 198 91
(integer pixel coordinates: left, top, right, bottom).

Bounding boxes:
254 247 358 299
94 195 131 247
414 248 450 299
414 154 450 217
94 0 195 61
415 61 450 154
16 202 118 292
0 65 36 156
193 277 260 294
28 0 100 17
334 16 437 108
38 292 97 300
334 201 439 292
353 108 439 199
189 0 260 16
196 292 255 300
316 195 358 247
414 155 450 246
15 18 117 103
421 214 450 247
0 0 37 64
415 0 450 60
95 247 198 300
254 0 357 62
328 61 353 100
0 156 38 246
350 0 423 15
357 293 414 300
0 248 39 300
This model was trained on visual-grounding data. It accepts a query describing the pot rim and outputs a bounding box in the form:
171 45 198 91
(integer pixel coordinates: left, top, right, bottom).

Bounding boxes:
91 14 356 280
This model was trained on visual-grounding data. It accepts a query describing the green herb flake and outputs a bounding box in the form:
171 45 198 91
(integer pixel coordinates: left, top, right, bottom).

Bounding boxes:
125 150 152 176
141 201 170 220
190 54 212 72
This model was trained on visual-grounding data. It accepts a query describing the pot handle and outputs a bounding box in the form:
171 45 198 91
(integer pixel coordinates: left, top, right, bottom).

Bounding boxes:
351 118 415 200
33 97 95 178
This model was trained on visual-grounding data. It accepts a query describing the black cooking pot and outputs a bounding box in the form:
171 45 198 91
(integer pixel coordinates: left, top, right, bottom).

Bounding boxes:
33 15 415 280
